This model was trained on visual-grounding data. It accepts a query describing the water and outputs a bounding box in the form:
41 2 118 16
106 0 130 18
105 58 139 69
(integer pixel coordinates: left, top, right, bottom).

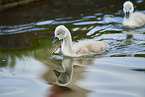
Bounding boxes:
0 0 145 97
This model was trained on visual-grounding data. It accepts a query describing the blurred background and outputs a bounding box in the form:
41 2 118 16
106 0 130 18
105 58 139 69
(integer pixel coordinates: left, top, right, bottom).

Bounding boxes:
0 0 145 97
0 0 144 25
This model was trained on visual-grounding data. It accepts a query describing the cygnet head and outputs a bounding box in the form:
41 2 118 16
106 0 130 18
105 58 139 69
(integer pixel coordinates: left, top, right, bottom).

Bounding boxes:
123 1 134 19
52 25 69 45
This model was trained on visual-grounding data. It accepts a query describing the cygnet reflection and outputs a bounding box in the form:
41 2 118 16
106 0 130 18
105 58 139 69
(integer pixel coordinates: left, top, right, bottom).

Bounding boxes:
122 28 145 46
123 34 134 46
53 58 94 86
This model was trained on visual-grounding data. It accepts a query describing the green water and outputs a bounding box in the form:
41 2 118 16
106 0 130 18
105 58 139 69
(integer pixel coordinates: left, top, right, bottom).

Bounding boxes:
0 0 145 97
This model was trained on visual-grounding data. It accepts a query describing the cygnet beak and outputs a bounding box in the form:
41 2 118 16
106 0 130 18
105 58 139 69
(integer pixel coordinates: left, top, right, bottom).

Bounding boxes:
125 12 130 19
52 37 59 45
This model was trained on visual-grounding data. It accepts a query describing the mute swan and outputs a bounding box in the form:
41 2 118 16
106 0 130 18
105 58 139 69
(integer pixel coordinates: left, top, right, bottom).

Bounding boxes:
52 25 109 57
123 1 145 27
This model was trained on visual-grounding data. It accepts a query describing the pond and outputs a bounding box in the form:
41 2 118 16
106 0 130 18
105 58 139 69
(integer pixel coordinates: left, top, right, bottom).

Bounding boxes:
0 0 145 97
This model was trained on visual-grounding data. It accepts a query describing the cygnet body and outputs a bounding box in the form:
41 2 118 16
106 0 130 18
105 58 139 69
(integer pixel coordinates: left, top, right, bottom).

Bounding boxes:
123 1 145 27
52 25 109 57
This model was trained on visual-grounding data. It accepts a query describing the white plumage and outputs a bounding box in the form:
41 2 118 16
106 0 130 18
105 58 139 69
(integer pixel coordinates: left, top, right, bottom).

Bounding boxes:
52 25 109 57
123 1 145 27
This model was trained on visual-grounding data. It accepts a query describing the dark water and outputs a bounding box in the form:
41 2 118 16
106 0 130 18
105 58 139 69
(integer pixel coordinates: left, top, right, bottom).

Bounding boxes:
0 0 145 97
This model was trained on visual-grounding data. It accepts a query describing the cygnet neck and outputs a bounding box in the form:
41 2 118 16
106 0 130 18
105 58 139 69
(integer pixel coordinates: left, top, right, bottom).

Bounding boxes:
62 30 74 55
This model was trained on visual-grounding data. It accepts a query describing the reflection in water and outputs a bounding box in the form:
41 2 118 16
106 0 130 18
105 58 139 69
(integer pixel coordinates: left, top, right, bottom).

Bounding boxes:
121 29 145 49
117 34 134 47
53 58 94 86
44 57 95 97
124 34 133 46
45 57 145 97
0 1 145 97
53 58 74 86
48 86 73 97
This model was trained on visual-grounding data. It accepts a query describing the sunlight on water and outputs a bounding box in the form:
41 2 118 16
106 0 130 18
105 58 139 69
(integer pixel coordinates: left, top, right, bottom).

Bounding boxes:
35 20 54 26
0 1 145 97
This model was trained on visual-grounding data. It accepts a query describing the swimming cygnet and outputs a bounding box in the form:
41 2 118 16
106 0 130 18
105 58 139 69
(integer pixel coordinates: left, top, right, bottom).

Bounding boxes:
52 25 109 57
123 1 145 27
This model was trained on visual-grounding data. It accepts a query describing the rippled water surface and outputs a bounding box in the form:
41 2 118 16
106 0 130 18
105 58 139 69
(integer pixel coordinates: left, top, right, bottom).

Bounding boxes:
0 0 145 97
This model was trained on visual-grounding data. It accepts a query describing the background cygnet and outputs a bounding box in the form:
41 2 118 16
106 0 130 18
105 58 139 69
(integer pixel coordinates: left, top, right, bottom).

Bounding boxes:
123 1 145 27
